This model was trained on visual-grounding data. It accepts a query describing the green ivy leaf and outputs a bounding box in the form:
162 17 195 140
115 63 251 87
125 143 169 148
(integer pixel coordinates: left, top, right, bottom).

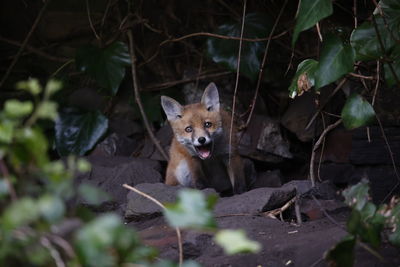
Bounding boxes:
214 229 261 255
12 127 49 168
164 189 218 230
74 214 143 267
288 59 318 98
350 16 398 61
378 0 400 33
77 158 91 173
315 35 355 89
38 194 65 223
76 42 131 95
2 197 40 230
4 100 33 119
16 78 42 95
0 120 15 143
45 79 62 96
206 13 272 82
36 102 59 121
342 179 370 211
341 94 375 130
78 183 110 205
347 210 361 235
55 108 108 156
292 0 333 46
325 235 356 267
384 45 400 87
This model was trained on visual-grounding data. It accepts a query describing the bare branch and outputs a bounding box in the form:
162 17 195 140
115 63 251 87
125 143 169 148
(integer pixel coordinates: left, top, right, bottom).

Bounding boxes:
309 119 342 187
229 0 247 164
244 0 289 128
123 184 183 265
0 0 53 88
126 30 169 161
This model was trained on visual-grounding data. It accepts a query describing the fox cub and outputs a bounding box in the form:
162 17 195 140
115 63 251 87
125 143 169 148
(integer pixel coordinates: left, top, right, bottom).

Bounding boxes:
161 82 246 194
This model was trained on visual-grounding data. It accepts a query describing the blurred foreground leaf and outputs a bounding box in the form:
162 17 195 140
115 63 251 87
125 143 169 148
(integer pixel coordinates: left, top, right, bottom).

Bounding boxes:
164 189 218 230
214 229 261 255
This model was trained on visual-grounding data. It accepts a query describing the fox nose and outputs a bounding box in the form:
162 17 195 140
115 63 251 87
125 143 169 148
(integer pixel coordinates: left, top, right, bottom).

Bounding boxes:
198 137 206 144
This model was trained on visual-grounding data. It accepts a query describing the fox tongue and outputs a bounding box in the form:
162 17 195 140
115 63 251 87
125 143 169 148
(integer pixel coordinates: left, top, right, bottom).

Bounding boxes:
197 146 211 159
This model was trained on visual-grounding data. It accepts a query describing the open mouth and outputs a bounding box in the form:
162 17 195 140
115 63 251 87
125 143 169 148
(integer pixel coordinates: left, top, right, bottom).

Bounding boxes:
194 142 213 159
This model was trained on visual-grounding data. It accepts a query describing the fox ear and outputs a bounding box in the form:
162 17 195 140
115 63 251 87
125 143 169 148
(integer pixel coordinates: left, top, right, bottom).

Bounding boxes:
201 82 220 112
161 96 183 120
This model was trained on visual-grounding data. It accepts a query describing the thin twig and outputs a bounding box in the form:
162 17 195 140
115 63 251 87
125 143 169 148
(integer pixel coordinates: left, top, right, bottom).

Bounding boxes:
140 30 287 68
372 60 380 106
316 22 323 42
261 196 297 219
144 71 231 91
244 0 288 128
217 0 241 18
229 0 247 165
0 0 52 88
295 197 302 225
48 234 76 259
311 195 346 230
41 237 65 267
126 30 169 161
123 184 183 266
349 72 374 80
309 119 342 187
195 56 203 90
358 242 385 262
0 36 69 62
353 0 358 28
305 78 346 131
376 116 400 203
100 0 114 30
0 159 17 201
86 0 101 41
51 59 75 77
317 113 327 182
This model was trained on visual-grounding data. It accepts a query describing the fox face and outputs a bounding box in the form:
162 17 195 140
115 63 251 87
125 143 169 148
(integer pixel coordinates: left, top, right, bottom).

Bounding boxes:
161 83 224 160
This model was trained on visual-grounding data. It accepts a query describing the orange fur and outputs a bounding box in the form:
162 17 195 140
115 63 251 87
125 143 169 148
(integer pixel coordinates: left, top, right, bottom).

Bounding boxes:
161 83 246 194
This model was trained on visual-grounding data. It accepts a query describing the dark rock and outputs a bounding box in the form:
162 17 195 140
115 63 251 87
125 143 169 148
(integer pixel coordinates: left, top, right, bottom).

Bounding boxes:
251 170 283 189
316 128 352 164
243 158 257 189
108 117 144 137
68 87 106 111
319 163 400 203
214 186 297 216
318 163 358 185
239 115 292 163
257 118 292 158
299 198 347 221
91 133 143 157
139 123 172 161
75 156 162 211
281 93 316 142
350 126 400 166
125 183 217 221
281 180 313 196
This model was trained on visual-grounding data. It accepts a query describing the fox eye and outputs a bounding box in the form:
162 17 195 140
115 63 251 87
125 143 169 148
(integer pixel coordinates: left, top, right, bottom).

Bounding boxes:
185 126 193 133
204 121 212 128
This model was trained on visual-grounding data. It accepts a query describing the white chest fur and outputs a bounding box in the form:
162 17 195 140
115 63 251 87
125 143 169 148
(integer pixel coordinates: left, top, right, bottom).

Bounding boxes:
175 159 192 187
